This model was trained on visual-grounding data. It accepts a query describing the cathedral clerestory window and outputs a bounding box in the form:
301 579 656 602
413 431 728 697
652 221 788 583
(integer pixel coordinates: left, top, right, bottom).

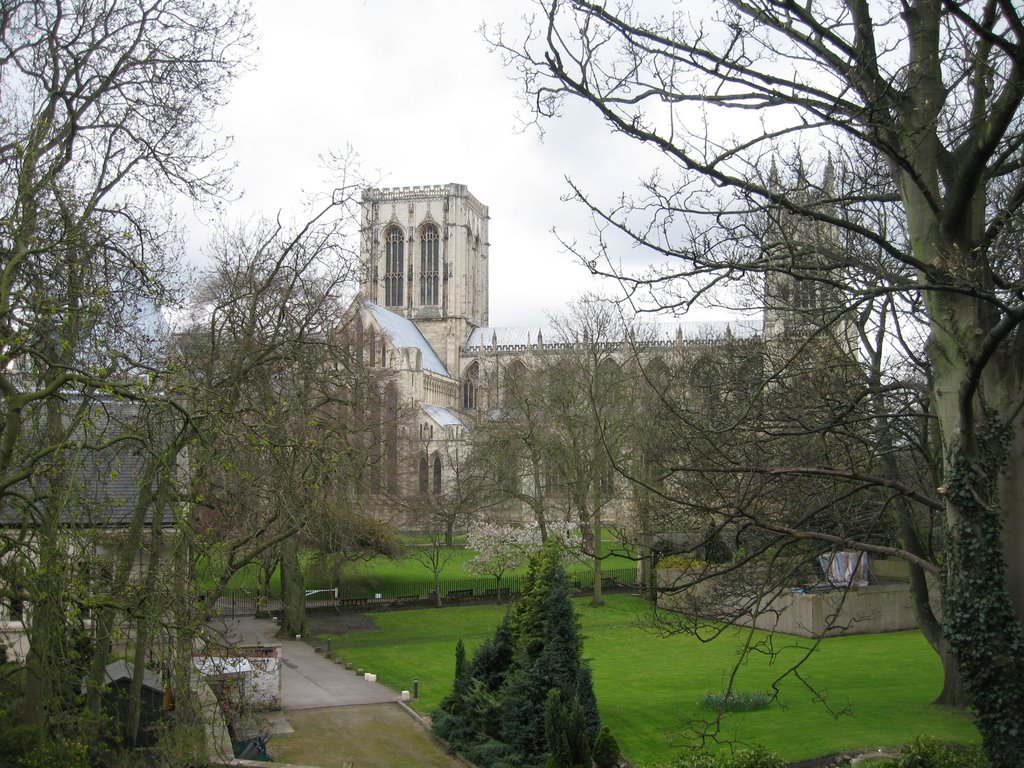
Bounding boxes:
384 226 405 307
420 224 440 306
462 362 478 410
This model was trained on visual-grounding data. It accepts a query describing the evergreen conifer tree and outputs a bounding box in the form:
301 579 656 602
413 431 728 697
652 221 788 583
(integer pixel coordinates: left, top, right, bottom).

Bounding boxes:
434 537 600 767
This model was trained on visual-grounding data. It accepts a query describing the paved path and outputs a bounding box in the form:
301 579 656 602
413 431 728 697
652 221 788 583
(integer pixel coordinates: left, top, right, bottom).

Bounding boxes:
204 615 467 767
208 615 400 710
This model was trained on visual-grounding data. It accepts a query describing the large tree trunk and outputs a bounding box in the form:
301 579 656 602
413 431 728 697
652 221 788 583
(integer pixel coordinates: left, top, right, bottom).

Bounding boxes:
277 536 307 639
928 319 1024 766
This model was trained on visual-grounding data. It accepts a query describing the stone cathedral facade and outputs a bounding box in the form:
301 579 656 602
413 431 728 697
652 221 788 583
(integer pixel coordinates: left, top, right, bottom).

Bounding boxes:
345 182 840 523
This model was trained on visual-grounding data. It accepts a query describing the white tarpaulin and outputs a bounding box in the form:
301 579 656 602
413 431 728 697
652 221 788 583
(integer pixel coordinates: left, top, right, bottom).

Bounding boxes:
818 550 869 587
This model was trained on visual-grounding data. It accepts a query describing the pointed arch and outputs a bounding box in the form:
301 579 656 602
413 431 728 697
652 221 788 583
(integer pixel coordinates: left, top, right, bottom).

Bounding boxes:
385 383 400 494
462 361 479 410
503 358 528 406
432 453 442 495
418 455 429 495
384 225 405 307
354 316 364 365
419 222 440 306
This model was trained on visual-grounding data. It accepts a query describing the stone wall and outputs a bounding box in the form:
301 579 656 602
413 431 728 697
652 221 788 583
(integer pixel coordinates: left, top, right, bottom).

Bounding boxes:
657 563 930 638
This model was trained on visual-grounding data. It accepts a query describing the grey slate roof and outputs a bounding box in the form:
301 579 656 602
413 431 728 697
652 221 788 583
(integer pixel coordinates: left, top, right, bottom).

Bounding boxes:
364 302 451 377
465 319 761 351
422 404 466 428
465 326 543 350
0 399 177 529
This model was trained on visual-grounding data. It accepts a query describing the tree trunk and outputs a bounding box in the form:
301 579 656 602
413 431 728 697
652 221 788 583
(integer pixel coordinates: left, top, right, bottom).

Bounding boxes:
127 498 166 746
929 332 1024 766
591 511 603 607
277 536 307 639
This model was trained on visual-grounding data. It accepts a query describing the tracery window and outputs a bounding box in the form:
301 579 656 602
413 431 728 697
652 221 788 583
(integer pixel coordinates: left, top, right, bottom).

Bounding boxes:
462 362 478 410
385 384 399 494
432 454 442 495
420 224 440 306
419 456 429 494
794 279 817 311
384 226 405 307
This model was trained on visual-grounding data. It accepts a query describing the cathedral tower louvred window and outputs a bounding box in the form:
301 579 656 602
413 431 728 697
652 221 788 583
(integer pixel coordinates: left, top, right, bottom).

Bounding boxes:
420 224 440 306
384 226 405 307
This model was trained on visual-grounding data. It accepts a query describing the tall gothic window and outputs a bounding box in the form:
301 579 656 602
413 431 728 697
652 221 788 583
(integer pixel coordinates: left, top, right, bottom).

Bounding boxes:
462 362 478 410
432 454 442 495
794 279 818 311
419 456 429 494
384 226 404 307
420 224 440 306
385 384 399 494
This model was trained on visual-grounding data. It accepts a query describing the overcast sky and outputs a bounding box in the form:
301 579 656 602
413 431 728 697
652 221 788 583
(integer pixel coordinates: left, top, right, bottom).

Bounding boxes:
192 0 708 329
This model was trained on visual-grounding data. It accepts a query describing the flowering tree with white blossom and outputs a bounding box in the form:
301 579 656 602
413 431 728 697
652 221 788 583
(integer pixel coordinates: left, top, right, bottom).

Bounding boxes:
464 520 581 600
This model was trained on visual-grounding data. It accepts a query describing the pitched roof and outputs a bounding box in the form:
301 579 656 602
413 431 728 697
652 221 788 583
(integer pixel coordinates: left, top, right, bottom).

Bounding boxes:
422 404 466 428
464 319 760 351
0 399 177 529
465 326 542 350
364 302 450 377
104 660 164 692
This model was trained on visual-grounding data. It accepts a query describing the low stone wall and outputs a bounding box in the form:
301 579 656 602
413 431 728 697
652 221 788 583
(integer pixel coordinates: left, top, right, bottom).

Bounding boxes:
657 566 928 638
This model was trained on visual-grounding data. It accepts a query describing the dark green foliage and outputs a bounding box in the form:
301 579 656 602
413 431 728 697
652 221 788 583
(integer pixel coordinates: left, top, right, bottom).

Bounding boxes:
699 690 772 712
0 723 93 768
592 726 620 768
941 425 1024 768
575 665 600 743
468 619 515 692
674 745 783 768
703 527 731 564
543 689 592 768
564 697 592 767
545 690 573 768
433 539 600 767
454 638 466 683
894 737 989 768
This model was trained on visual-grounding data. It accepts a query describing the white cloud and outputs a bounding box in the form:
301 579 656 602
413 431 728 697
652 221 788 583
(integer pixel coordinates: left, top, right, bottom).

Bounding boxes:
184 0 721 328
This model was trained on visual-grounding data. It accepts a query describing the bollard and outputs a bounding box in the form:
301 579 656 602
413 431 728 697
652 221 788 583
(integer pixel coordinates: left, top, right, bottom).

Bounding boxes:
413 676 419 699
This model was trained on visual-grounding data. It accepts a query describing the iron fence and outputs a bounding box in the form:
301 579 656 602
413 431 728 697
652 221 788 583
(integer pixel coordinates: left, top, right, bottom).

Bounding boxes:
210 565 638 618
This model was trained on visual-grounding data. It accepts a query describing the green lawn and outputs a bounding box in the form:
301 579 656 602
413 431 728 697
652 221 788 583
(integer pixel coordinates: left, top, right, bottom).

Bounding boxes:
316 594 980 766
198 533 638 595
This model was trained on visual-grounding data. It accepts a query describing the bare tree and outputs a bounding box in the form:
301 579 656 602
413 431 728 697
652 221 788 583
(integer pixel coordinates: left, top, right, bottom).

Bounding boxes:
177 182 383 640
489 3 1024 762
0 0 252 745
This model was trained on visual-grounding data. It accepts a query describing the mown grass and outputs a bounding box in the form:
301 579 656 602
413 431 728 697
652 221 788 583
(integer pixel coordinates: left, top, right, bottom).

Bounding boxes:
316 594 980 767
197 533 638 595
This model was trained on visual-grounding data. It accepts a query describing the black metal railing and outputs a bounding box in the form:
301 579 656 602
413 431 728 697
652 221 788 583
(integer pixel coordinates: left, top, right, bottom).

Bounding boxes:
210 565 638 618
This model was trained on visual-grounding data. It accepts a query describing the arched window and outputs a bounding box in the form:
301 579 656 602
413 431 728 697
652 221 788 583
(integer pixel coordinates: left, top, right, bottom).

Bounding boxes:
462 361 478 410
420 224 440 306
385 384 399 494
384 226 404 307
432 454 442 495
418 456 429 494
503 359 528 408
